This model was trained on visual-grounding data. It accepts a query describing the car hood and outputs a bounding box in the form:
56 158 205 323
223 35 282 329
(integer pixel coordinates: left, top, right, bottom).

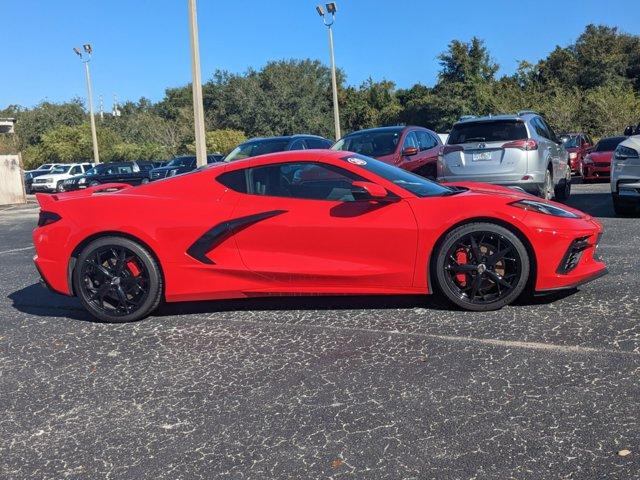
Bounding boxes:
587 151 613 163
442 181 588 218
37 174 67 181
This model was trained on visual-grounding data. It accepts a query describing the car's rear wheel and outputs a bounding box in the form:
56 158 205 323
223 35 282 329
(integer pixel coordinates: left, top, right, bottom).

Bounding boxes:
434 223 530 311
140 178 149 184
89 180 100 187
612 196 637 216
74 236 162 323
554 167 571 201
540 168 553 200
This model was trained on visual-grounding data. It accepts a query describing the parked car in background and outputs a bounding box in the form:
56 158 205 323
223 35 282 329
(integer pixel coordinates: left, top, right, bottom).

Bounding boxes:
24 170 50 194
149 154 223 181
63 161 156 191
611 136 640 215
224 135 333 163
581 136 626 183
331 126 442 178
31 163 93 193
438 112 571 200
559 133 594 175
27 163 63 174
437 133 449 144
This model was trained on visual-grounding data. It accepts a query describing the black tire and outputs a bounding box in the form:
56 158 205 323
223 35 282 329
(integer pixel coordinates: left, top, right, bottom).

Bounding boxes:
74 236 163 323
140 178 150 185
554 167 571 201
56 181 65 193
89 180 100 187
612 196 637 216
433 223 530 311
539 168 553 200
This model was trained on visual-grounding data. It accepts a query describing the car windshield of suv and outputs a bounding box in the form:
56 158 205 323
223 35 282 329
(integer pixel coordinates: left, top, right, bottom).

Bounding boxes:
561 135 580 148
167 157 196 168
332 130 402 157
594 137 626 152
225 139 291 162
50 165 71 174
339 154 455 197
448 120 528 144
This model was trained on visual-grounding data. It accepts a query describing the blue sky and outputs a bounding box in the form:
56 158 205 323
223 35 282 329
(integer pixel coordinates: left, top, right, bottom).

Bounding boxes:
2 0 640 110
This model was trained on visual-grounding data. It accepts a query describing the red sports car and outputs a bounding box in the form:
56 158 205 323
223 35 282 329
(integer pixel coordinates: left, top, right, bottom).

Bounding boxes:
581 136 627 182
33 150 607 323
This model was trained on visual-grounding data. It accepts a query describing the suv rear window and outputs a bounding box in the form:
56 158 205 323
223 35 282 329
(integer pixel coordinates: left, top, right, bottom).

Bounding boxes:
448 121 528 144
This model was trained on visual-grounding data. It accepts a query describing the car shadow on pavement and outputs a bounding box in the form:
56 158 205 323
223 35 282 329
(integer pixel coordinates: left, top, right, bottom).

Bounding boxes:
8 283 93 321
8 283 579 323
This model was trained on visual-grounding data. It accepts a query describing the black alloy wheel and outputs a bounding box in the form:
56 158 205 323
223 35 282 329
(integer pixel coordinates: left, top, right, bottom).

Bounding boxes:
434 223 530 311
74 237 162 322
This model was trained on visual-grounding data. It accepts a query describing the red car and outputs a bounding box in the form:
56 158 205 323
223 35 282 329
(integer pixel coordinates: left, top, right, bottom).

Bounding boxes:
581 136 627 182
332 126 442 179
560 133 594 175
33 150 607 323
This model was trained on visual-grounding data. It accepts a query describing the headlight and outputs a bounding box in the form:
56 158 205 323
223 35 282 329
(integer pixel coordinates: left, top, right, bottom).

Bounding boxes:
569 152 577 159
509 199 580 218
168 169 178 177
79 178 86 184
614 145 639 160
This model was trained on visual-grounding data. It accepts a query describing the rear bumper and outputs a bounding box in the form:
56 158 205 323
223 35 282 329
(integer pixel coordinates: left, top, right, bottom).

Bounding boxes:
438 173 545 194
34 255 70 296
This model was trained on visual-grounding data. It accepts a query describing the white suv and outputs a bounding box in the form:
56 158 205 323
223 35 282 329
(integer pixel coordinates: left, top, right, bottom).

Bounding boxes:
611 136 640 215
31 163 94 193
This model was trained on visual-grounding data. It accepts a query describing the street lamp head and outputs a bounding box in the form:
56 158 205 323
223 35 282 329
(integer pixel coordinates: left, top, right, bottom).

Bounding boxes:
326 2 337 14
315 5 325 16
73 47 82 58
83 44 92 54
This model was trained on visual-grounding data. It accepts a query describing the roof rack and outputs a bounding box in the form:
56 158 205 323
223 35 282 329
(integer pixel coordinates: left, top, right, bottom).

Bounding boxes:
517 110 539 116
458 115 477 121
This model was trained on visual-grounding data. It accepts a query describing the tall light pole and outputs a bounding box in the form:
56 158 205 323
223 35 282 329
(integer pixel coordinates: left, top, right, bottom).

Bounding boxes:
187 0 207 167
316 3 341 141
73 44 100 164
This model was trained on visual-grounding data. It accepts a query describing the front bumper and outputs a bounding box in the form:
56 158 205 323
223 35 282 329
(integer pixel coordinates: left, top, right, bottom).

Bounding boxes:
583 163 610 180
31 183 56 192
529 218 607 292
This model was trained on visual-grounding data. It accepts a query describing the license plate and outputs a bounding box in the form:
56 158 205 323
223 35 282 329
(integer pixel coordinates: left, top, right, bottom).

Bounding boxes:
472 152 492 161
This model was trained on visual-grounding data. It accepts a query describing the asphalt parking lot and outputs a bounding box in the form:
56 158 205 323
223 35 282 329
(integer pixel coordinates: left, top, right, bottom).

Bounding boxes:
1 182 638 479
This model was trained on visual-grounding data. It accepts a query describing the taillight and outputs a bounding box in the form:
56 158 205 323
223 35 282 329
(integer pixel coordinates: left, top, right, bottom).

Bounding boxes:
503 139 538 151
442 145 463 155
37 211 61 227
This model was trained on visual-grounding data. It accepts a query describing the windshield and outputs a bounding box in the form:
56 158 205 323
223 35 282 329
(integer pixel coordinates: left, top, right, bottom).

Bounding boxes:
167 156 196 168
332 130 402 157
594 137 626 152
339 154 454 197
225 139 290 162
50 165 71 174
448 120 528 144
561 135 580 148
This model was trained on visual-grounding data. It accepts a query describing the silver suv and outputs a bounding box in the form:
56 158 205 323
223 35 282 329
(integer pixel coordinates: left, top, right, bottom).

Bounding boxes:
611 135 640 215
438 112 571 200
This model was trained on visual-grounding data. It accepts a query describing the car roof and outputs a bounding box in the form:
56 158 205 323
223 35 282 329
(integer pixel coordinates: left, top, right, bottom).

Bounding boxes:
342 126 420 138
243 134 328 143
455 114 534 125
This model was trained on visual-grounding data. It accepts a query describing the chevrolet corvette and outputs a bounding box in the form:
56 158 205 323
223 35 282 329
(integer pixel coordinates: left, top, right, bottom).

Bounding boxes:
33 150 607 322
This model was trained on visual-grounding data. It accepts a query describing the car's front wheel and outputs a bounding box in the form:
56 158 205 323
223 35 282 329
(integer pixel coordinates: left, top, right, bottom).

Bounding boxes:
433 223 530 311
540 169 553 200
74 236 163 322
554 167 571 201
56 181 65 193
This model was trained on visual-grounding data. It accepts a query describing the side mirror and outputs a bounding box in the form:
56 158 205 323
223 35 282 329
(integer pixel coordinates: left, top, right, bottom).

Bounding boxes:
401 146 419 157
351 181 388 200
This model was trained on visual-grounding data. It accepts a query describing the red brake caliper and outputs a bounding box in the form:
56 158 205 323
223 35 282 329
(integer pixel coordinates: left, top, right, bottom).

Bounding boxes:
455 249 468 287
126 260 141 277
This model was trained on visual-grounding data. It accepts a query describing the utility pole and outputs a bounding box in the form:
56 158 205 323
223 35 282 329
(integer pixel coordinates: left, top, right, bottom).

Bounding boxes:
316 3 341 141
187 0 207 167
73 44 100 164
99 95 104 121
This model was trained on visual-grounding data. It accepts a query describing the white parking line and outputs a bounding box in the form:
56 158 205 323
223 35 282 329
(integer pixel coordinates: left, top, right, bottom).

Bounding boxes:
202 315 638 357
0 246 34 255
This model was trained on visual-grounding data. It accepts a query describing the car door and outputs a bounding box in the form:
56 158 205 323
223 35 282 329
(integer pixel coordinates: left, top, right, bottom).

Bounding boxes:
414 130 441 176
220 161 419 289
541 119 567 181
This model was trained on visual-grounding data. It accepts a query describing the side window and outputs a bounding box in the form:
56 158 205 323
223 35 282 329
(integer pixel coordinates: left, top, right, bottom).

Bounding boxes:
542 119 559 143
306 138 332 149
289 139 307 151
531 118 549 140
70 166 81 175
402 131 418 149
217 169 248 193
247 162 365 201
415 131 437 151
